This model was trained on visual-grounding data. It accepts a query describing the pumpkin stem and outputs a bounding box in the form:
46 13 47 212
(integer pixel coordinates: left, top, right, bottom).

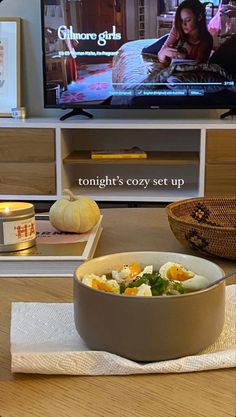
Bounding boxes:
63 188 77 201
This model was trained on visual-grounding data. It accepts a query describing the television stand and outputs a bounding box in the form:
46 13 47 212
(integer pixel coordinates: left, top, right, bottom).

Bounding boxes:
220 109 236 119
60 108 93 121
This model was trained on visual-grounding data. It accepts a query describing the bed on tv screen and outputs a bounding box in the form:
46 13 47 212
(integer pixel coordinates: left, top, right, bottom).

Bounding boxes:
41 0 236 113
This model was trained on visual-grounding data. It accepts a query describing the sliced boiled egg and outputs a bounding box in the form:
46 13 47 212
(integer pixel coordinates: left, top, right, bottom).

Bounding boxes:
82 273 107 287
124 287 139 296
124 283 152 296
82 274 120 294
159 262 194 281
128 262 142 278
138 265 153 276
159 262 209 291
136 283 152 296
92 278 120 294
182 275 209 291
112 263 142 282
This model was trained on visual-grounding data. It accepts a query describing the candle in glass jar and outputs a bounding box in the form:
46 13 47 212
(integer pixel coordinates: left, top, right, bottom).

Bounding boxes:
0 202 32 214
0 202 36 252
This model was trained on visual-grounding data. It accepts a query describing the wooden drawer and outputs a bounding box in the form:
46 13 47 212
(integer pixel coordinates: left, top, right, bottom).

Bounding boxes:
205 164 236 196
0 129 55 162
206 130 236 163
0 162 56 195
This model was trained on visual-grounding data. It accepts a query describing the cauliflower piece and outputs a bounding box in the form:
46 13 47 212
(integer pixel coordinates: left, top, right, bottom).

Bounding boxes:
112 266 130 282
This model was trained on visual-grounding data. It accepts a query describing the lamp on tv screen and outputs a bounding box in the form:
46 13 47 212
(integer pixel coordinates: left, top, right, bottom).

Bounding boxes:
41 0 236 119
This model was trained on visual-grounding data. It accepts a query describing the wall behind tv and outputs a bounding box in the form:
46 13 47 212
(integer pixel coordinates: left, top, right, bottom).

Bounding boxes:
0 0 221 119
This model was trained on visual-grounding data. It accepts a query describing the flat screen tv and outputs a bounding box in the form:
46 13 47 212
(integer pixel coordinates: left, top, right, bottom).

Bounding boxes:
41 0 236 119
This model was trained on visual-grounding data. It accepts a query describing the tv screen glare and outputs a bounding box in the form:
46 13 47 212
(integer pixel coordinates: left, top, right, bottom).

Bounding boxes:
41 0 236 111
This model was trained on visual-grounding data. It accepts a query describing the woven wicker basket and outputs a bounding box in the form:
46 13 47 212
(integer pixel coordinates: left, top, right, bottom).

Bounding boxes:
167 197 236 260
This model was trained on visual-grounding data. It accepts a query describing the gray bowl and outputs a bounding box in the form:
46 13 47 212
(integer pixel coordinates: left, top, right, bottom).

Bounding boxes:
73 251 225 362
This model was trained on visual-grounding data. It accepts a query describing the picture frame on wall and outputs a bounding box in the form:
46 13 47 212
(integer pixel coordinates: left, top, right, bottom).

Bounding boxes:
0 17 21 117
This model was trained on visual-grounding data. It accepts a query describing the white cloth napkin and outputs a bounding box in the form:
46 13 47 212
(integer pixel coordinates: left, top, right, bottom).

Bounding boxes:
10 285 236 375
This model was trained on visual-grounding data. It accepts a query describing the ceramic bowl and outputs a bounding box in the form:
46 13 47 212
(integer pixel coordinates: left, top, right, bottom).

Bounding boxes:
73 251 225 362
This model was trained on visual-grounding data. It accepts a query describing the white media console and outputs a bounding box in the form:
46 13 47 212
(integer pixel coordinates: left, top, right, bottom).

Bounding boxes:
0 117 235 202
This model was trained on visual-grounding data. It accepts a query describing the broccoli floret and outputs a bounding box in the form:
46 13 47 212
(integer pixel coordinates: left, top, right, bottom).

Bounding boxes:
148 274 169 296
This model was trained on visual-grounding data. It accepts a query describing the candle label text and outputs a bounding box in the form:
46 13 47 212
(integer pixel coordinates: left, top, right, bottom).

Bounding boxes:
2 217 36 245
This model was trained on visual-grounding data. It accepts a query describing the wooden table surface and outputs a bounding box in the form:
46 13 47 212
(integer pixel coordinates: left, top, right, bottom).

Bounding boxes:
0 208 235 417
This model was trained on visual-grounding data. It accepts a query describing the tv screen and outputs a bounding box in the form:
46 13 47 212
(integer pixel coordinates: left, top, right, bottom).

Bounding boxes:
41 0 236 112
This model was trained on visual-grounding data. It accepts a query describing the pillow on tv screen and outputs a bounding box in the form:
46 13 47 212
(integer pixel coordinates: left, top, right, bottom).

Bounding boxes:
142 34 169 56
209 35 236 79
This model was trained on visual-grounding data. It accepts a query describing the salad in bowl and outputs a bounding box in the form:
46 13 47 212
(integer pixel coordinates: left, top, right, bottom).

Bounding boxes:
80 260 210 296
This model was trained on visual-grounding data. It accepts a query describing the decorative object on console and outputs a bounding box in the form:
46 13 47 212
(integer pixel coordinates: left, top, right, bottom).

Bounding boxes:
0 17 21 117
11 106 26 119
49 189 100 233
0 202 36 252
